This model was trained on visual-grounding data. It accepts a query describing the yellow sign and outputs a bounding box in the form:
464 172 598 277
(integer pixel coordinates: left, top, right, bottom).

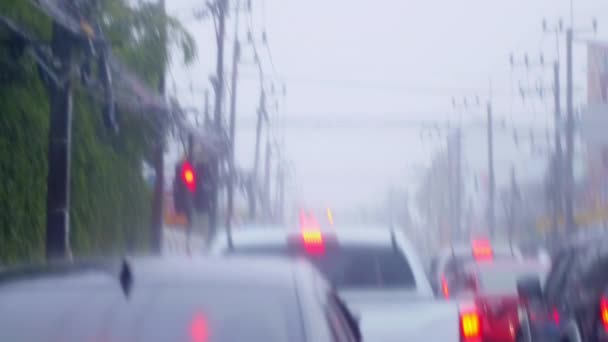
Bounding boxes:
536 206 608 232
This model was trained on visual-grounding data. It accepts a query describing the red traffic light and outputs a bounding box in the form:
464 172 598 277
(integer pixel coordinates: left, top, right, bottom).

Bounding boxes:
181 160 196 193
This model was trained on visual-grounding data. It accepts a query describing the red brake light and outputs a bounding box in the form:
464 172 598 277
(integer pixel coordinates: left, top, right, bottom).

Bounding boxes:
301 230 324 254
601 296 608 331
472 240 493 260
190 313 209 342
460 308 481 341
552 307 560 324
441 276 450 298
181 160 196 193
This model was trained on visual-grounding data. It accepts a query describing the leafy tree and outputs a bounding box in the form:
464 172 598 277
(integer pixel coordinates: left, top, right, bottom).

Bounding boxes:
0 0 196 263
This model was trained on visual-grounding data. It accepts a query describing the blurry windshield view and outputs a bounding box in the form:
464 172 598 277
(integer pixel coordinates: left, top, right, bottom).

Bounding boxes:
4 0 608 341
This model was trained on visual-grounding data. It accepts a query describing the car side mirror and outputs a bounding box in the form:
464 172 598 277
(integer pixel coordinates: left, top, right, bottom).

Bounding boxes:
517 275 543 301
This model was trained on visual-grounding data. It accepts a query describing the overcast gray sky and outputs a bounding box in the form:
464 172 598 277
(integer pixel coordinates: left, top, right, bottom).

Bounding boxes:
166 0 608 212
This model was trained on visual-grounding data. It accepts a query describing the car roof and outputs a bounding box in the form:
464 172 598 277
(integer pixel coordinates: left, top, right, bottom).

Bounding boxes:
213 226 400 247
0 257 317 342
0 256 312 291
463 259 546 273
436 243 519 259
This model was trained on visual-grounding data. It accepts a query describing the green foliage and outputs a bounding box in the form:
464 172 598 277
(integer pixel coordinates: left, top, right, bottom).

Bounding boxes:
0 56 49 264
0 1 196 263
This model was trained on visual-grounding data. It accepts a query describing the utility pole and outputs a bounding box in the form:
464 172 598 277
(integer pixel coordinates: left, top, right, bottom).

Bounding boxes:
446 131 455 239
46 23 74 260
276 161 285 222
204 90 210 125
150 0 167 255
263 139 272 218
510 51 563 235
210 0 228 235
564 28 575 232
455 127 462 237
556 18 598 232
450 98 472 238
487 102 496 238
553 61 564 234
251 90 266 218
225 1 240 244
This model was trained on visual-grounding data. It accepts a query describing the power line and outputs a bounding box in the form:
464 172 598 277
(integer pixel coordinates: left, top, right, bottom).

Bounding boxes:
234 115 553 130
175 78 516 96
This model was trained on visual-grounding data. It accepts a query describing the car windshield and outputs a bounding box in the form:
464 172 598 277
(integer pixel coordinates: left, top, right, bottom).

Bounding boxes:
231 245 416 289
1 283 302 342
3 0 604 339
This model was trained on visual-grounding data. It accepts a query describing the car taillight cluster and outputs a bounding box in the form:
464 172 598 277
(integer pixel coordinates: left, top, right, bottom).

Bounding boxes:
301 230 325 255
471 239 493 261
601 296 608 332
460 308 481 342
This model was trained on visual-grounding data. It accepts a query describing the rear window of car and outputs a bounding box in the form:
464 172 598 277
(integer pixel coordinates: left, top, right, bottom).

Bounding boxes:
476 265 546 295
441 248 520 275
0 284 303 342
229 245 416 289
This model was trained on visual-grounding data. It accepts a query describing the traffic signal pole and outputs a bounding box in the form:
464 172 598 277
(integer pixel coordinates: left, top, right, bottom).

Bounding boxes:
46 23 73 260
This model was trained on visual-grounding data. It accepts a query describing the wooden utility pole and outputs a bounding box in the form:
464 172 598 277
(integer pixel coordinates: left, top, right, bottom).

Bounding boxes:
150 0 167 254
250 90 266 218
46 23 74 260
564 28 575 232
552 61 564 234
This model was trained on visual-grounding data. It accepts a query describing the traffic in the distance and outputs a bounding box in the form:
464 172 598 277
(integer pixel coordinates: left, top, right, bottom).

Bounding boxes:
4 211 606 342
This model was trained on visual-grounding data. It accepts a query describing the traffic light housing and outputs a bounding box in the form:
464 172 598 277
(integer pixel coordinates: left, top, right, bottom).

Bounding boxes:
174 160 196 216
174 159 216 216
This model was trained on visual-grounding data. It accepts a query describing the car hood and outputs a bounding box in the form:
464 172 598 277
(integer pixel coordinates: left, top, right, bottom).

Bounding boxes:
339 289 460 342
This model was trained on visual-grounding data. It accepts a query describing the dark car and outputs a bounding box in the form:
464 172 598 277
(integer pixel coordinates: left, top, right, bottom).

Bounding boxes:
0 257 361 342
517 231 608 342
